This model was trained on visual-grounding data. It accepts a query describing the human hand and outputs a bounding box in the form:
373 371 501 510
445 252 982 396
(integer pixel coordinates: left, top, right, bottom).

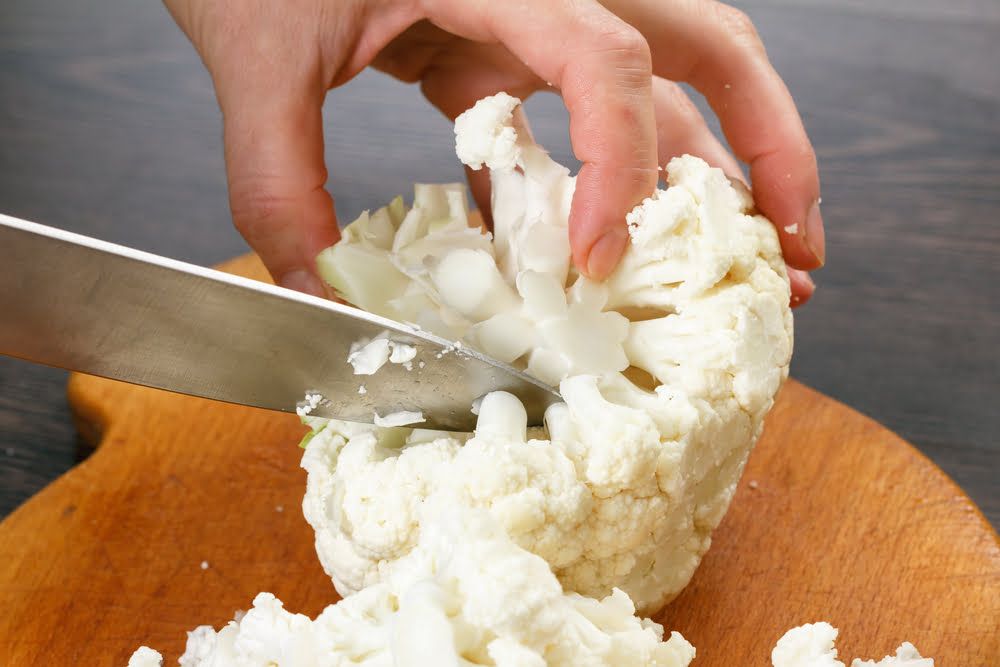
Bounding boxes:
164 0 822 305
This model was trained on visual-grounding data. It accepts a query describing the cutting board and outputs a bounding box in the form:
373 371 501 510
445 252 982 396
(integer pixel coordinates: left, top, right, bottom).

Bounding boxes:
0 253 997 666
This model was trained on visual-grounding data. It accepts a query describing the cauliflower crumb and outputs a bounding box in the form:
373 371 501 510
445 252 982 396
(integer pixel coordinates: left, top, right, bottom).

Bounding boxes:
295 392 323 417
373 410 424 427
347 337 391 375
784 223 799 234
348 336 422 376
388 342 416 364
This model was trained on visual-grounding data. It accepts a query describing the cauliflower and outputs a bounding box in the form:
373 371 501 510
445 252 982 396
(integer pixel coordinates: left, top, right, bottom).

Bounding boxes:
129 510 696 667
771 623 933 667
303 93 793 613
128 93 936 667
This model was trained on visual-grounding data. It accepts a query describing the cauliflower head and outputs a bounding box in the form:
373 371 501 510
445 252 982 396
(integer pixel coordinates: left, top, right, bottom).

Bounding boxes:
304 93 793 614
128 94 940 667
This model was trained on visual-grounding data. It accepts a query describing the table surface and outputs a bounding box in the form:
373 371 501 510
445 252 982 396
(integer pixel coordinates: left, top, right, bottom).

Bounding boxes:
0 0 997 528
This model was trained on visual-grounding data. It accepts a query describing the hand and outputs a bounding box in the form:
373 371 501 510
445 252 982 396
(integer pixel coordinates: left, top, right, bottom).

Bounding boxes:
164 0 823 305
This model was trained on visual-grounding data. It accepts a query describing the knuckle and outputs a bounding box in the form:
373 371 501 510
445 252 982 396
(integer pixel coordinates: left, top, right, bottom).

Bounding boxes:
713 3 763 51
229 183 291 238
657 79 699 118
601 24 652 68
375 54 424 83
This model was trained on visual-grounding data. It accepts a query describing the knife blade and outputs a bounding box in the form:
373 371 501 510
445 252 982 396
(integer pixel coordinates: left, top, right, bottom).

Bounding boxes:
0 213 560 431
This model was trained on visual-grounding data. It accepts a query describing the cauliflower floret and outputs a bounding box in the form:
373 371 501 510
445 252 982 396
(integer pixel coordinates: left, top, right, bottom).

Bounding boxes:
127 646 163 667
303 95 793 614
771 623 933 667
133 511 696 667
454 92 523 171
851 645 933 667
772 622 844 667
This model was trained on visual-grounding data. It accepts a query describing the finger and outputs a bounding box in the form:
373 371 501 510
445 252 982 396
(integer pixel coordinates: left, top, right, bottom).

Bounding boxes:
421 0 659 280
214 70 339 297
603 0 824 271
787 267 815 307
651 77 742 178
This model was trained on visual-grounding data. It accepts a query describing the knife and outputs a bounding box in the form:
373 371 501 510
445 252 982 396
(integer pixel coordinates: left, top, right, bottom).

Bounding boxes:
0 213 560 431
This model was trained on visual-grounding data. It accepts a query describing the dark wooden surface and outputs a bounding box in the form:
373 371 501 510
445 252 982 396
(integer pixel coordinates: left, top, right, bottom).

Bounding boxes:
0 0 997 526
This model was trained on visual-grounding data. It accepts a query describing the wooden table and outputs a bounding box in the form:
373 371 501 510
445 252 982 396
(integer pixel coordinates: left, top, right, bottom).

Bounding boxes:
0 0 997 533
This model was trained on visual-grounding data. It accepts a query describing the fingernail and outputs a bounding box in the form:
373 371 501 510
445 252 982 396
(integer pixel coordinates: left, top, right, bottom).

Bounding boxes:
804 200 826 267
280 269 326 298
788 268 815 308
586 228 629 280
788 267 816 308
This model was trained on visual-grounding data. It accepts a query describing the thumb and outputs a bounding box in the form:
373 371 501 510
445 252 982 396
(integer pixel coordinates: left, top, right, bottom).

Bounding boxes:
218 79 340 297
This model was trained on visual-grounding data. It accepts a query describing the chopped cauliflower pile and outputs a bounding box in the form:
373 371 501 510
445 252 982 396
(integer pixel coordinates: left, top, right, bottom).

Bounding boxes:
128 94 930 666
131 511 696 667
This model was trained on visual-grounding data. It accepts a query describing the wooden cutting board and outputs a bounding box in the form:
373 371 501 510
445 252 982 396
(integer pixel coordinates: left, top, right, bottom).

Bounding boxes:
0 254 997 666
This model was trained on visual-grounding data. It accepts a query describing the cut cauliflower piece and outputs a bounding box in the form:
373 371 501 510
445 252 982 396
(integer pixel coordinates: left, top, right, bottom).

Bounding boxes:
771 623 933 667
304 93 794 614
131 510 696 667
850 645 934 667
127 646 162 667
772 622 844 667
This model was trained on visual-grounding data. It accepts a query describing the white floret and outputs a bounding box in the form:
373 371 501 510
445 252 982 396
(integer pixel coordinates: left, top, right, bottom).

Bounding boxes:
772 622 844 667
454 92 523 171
127 646 162 667
850 644 933 667
772 623 933 667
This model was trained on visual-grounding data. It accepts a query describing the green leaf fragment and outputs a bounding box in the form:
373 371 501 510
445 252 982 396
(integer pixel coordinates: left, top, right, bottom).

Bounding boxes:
298 430 317 450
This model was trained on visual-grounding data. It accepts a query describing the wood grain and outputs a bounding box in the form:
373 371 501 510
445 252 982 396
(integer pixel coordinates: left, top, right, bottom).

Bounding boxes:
1 253 997 665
